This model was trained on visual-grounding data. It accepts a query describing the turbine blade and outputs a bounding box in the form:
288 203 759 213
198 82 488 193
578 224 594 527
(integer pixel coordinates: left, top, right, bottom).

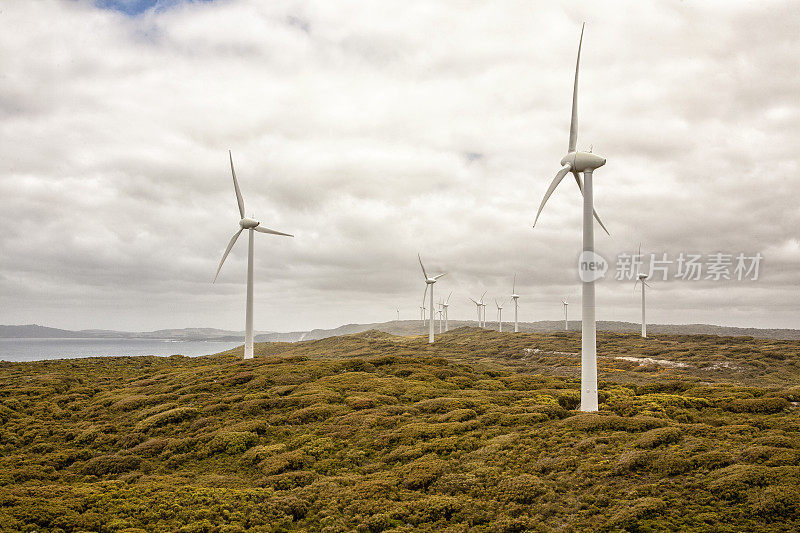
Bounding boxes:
422 284 428 306
446 291 452 305
433 273 446 280
469 298 479 305
254 226 293 237
533 164 571 228
213 228 244 283
512 273 516 294
644 281 652 288
418 254 428 280
634 279 640 292
229 151 245 219
568 23 585 153
480 291 486 304
572 171 610 236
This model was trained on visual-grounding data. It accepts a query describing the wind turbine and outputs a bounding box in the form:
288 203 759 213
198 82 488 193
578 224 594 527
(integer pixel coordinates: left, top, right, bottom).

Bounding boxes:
437 301 444 333
562 298 569 331
511 274 520 333
418 255 446 343
479 294 488 328
213 151 293 360
442 291 452 332
532 23 609 412
634 244 651 338
495 299 507 332
469 291 486 328
396 308 400 322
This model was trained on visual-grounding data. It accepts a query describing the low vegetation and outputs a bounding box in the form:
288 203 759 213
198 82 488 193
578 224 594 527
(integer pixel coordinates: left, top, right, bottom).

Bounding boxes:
0 328 798 531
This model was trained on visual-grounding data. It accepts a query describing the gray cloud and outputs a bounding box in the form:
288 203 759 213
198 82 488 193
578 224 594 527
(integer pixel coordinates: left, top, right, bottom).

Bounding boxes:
0 0 798 332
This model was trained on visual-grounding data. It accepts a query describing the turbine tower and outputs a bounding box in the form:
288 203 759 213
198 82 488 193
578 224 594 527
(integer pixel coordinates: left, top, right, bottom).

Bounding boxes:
418 255 446 343
562 298 569 331
469 291 486 328
634 245 650 338
533 23 609 412
396 308 400 321
495 299 507 332
511 274 520 333
442 292 452 332
213 151 293 360
479 294 488 328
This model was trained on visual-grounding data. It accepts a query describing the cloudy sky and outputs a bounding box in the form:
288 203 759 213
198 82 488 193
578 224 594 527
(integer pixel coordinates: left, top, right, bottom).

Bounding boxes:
1 0 798 332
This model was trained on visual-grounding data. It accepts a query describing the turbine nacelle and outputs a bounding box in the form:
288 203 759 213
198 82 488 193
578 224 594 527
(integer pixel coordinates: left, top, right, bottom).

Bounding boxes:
560 151 606 173
239 217 260 229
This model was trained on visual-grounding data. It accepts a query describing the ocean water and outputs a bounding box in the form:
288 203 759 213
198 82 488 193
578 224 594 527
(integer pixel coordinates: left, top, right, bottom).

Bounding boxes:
0 338 243 362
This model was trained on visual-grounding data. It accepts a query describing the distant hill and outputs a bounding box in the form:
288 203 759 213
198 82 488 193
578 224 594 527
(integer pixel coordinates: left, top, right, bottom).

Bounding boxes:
4 320 799 342
0 325 271 341
255 319 800 342
0 324 86 338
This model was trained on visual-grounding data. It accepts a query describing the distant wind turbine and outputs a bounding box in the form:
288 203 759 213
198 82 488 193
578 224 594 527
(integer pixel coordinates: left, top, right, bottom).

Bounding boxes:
469 291 486 328
396 308 400 321
532 23 609 412
495 299 507 332
634 244 651 338
479 294 488 328
442 292 452 332
418 255 446 343
213 151 293 360
511 274 520 333
562 298 569 331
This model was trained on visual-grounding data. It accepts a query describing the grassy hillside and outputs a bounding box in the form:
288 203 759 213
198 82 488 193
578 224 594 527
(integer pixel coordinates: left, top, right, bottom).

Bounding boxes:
1 328 799 532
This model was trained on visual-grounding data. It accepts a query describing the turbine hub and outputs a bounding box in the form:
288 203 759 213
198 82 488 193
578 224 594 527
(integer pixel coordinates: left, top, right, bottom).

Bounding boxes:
239 217 260 229
561 151 606 172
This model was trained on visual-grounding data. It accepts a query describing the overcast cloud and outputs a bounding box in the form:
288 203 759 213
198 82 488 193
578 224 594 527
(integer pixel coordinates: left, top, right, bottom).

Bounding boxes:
1 0 798 332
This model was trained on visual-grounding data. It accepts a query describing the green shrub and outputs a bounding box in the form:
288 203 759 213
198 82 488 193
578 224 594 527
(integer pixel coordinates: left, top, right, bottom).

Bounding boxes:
749 485 800 520
137 407 199 430
78 454 142 476
608 497 666 529
496 474 547 504
208 431 258 455
719 397 790 414
709 464 771 501
401 454 447 490
635 426 683 448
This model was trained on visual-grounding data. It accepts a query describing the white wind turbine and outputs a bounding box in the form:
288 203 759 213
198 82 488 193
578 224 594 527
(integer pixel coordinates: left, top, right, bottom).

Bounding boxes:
562 298 569 331
511 274 520 333
479 295 488 328
396 308 400 322
442 291 452 332
418 255 446 343
469 291 487 328
532 23 609 412
213 151 293 360
437 301 444 333
495 299 507 332
634 244 651 338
